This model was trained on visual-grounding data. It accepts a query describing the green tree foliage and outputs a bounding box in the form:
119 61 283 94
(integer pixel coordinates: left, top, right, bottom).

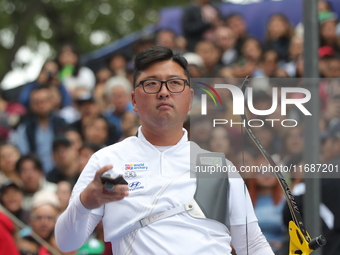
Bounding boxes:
0 0 191 81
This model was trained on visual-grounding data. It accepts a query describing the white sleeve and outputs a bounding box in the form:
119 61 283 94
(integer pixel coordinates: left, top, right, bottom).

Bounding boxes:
55 194 102 252
230 222 274 255
55 153 104 252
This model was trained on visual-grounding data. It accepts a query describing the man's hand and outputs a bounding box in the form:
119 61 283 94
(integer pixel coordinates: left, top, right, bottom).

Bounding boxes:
80 165 129 209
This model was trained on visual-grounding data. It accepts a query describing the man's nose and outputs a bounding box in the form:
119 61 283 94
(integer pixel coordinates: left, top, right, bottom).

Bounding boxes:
158 83 170 98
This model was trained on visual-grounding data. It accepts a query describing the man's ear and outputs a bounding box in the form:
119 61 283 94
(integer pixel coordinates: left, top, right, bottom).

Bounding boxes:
131 91 138 113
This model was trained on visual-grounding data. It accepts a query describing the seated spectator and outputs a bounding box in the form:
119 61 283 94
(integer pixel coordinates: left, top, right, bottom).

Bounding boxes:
18 60 71 109
225 13 249 55
120 111 140 140
195 40 222 77
182 0 222 52
56 181 72 213
103 76 134 138
208 126 236 162
68 91 102 140
0 181 30 224
13 86 68 173
264 14 294 62
94 67 114 112
83 115 117 146
283 35 304 77
272 125 304 167
247 170 285 253
78 143 103 174
319 11 339 52
183 52 205 78
57 44 96 94
47 135 79 186
64 128 83 152
254 49 288 78
15 154 57 211
24 191 61 253
0 212 20 255
156 29 178 53
213 25 238 66
107 53 128 77
0 143 22 185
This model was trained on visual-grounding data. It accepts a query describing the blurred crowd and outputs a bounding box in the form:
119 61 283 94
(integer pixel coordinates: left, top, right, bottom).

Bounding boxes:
0 0 340 254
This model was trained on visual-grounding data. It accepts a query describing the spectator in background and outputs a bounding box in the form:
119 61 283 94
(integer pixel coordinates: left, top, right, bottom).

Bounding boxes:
208 126 236 162
103 76 134 138
13 86 68 173
182 0 222 52
94 67 114 112
283 35 304 77
56 181 72 213
183 52 205 78
15 154 57 211
25 191 61 253
120 111 140 140
318 0 334 12
264 14 294 62
0 143 21 185
0 89 26 142
225 13 249 55
0 181 30 224
64 128 83 152
247 170 285 253
107 53 128 77
319 11 339 52
78 143 103 175
220 37 263 78
214 25 238 66
156 29 177 52
57 44 96 94
68 91 102 140
18 60 71 110
47 135 79 186
195 40 222 77
272 125 304 167
254 49 287 78
83 115 118 146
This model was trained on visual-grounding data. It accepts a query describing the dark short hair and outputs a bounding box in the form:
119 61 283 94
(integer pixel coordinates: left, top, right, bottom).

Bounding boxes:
133 45 190 86
15 154 44 174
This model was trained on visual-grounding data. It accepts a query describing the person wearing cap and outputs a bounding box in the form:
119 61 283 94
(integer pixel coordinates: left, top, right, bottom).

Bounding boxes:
15 154 57 211
0 180 30 224
12 86 68 174
46 135 80 186
68 91 103 140
55 46 273 254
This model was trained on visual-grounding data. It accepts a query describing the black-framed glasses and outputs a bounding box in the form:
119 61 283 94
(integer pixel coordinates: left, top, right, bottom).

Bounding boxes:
135 78 189 94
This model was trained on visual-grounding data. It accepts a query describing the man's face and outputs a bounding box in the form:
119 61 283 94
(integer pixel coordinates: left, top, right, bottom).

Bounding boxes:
132 60 193 129
53 144 76 170
30 89 53 117
109 86 129 114
19 160 42 193
1 187 23 212
322 137 340 162
30 204 58 240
